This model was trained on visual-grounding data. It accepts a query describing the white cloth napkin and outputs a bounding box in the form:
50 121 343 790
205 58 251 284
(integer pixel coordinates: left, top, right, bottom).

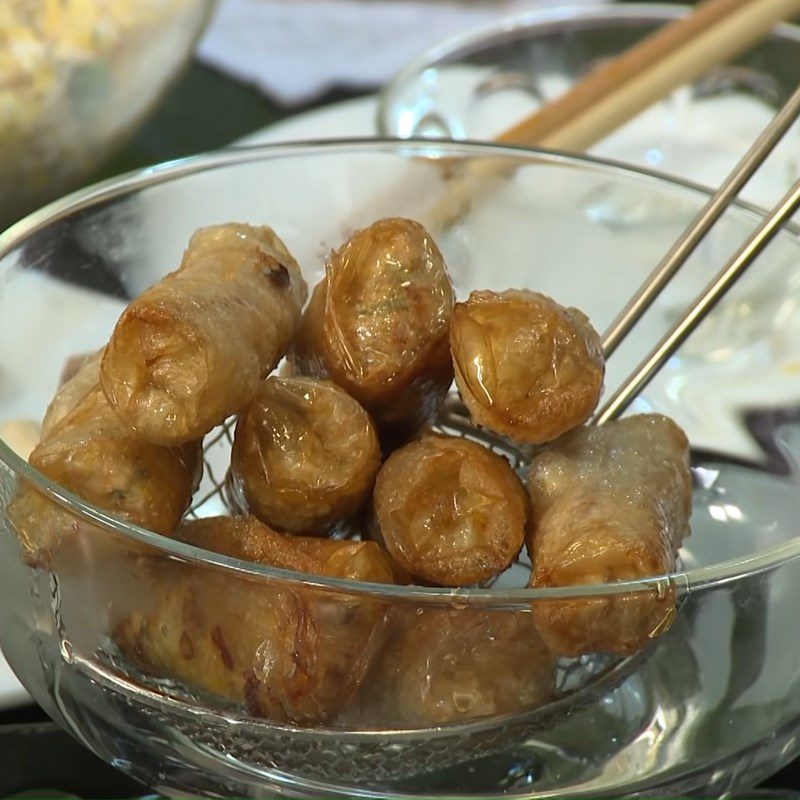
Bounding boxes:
197 0 595 106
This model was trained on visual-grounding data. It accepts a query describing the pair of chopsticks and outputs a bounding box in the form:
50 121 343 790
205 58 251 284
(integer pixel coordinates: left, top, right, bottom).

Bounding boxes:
484 0 800 425
497 0 800 152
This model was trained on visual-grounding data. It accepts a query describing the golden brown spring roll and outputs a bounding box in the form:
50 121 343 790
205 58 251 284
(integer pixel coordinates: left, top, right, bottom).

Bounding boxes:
58 350 98 389
528 414 692 656
290 217 454 445
9 353 200 566
450 289 604 445
230 376 380 535
175 515 395 583
373 433 527 586
44 350 105 436
101 224 308 445
114 516 396 724
346 608 555 727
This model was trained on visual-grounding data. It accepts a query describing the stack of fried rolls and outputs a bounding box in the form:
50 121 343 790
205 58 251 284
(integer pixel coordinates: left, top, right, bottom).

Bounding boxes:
12 216 691 727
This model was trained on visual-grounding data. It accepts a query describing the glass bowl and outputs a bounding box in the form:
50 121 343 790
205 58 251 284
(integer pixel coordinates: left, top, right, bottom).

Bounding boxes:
0 0 215 230
378 3 800 209
3 140 800 798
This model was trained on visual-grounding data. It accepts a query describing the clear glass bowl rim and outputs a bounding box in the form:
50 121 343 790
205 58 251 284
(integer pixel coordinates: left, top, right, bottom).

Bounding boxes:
2 137 800 605
376 2 800 137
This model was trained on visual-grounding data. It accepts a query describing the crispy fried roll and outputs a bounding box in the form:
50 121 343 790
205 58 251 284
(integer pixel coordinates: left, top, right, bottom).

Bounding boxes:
101 224 308 445
450 289 604 444
43 350 105 437
114 516 395 724
373 433 527 586
176 515 395 583
230 376 380 535
290 218 454 445
9 354 200 566
527 414 692 656
347 608 555 726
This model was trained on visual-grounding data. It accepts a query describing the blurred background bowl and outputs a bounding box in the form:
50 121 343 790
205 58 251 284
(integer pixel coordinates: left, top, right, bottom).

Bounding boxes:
378 2 800 209
3 140 800 797
0 0 215 230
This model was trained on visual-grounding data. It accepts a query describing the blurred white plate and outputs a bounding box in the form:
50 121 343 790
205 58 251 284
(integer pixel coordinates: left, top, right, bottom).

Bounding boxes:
238 95 377 144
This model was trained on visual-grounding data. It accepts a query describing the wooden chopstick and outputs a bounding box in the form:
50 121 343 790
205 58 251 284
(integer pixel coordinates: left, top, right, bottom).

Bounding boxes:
496 0 800 152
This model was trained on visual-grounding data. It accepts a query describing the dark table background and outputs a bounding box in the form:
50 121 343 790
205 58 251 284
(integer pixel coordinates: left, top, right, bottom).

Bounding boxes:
2 55 799 799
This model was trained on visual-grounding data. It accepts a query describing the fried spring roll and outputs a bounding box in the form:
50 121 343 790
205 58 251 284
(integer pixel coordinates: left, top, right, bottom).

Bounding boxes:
450 289 604 445
373 434 527 586
346 608 555 727
175 515 396 583
9 354 200 566
528 414 692 656
290 218 454 445
101 224 308 445
114 516 395 724
44 350 105 436
230 376 380 535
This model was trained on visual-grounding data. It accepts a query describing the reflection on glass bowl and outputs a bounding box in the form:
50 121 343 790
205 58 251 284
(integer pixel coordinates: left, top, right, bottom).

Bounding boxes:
378 3 800 211
3 141 800 798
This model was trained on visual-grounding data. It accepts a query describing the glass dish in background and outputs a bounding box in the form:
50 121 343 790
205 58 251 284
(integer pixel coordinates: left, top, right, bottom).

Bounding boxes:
0 0 215 230
378 3 800 211
3 140 800 797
